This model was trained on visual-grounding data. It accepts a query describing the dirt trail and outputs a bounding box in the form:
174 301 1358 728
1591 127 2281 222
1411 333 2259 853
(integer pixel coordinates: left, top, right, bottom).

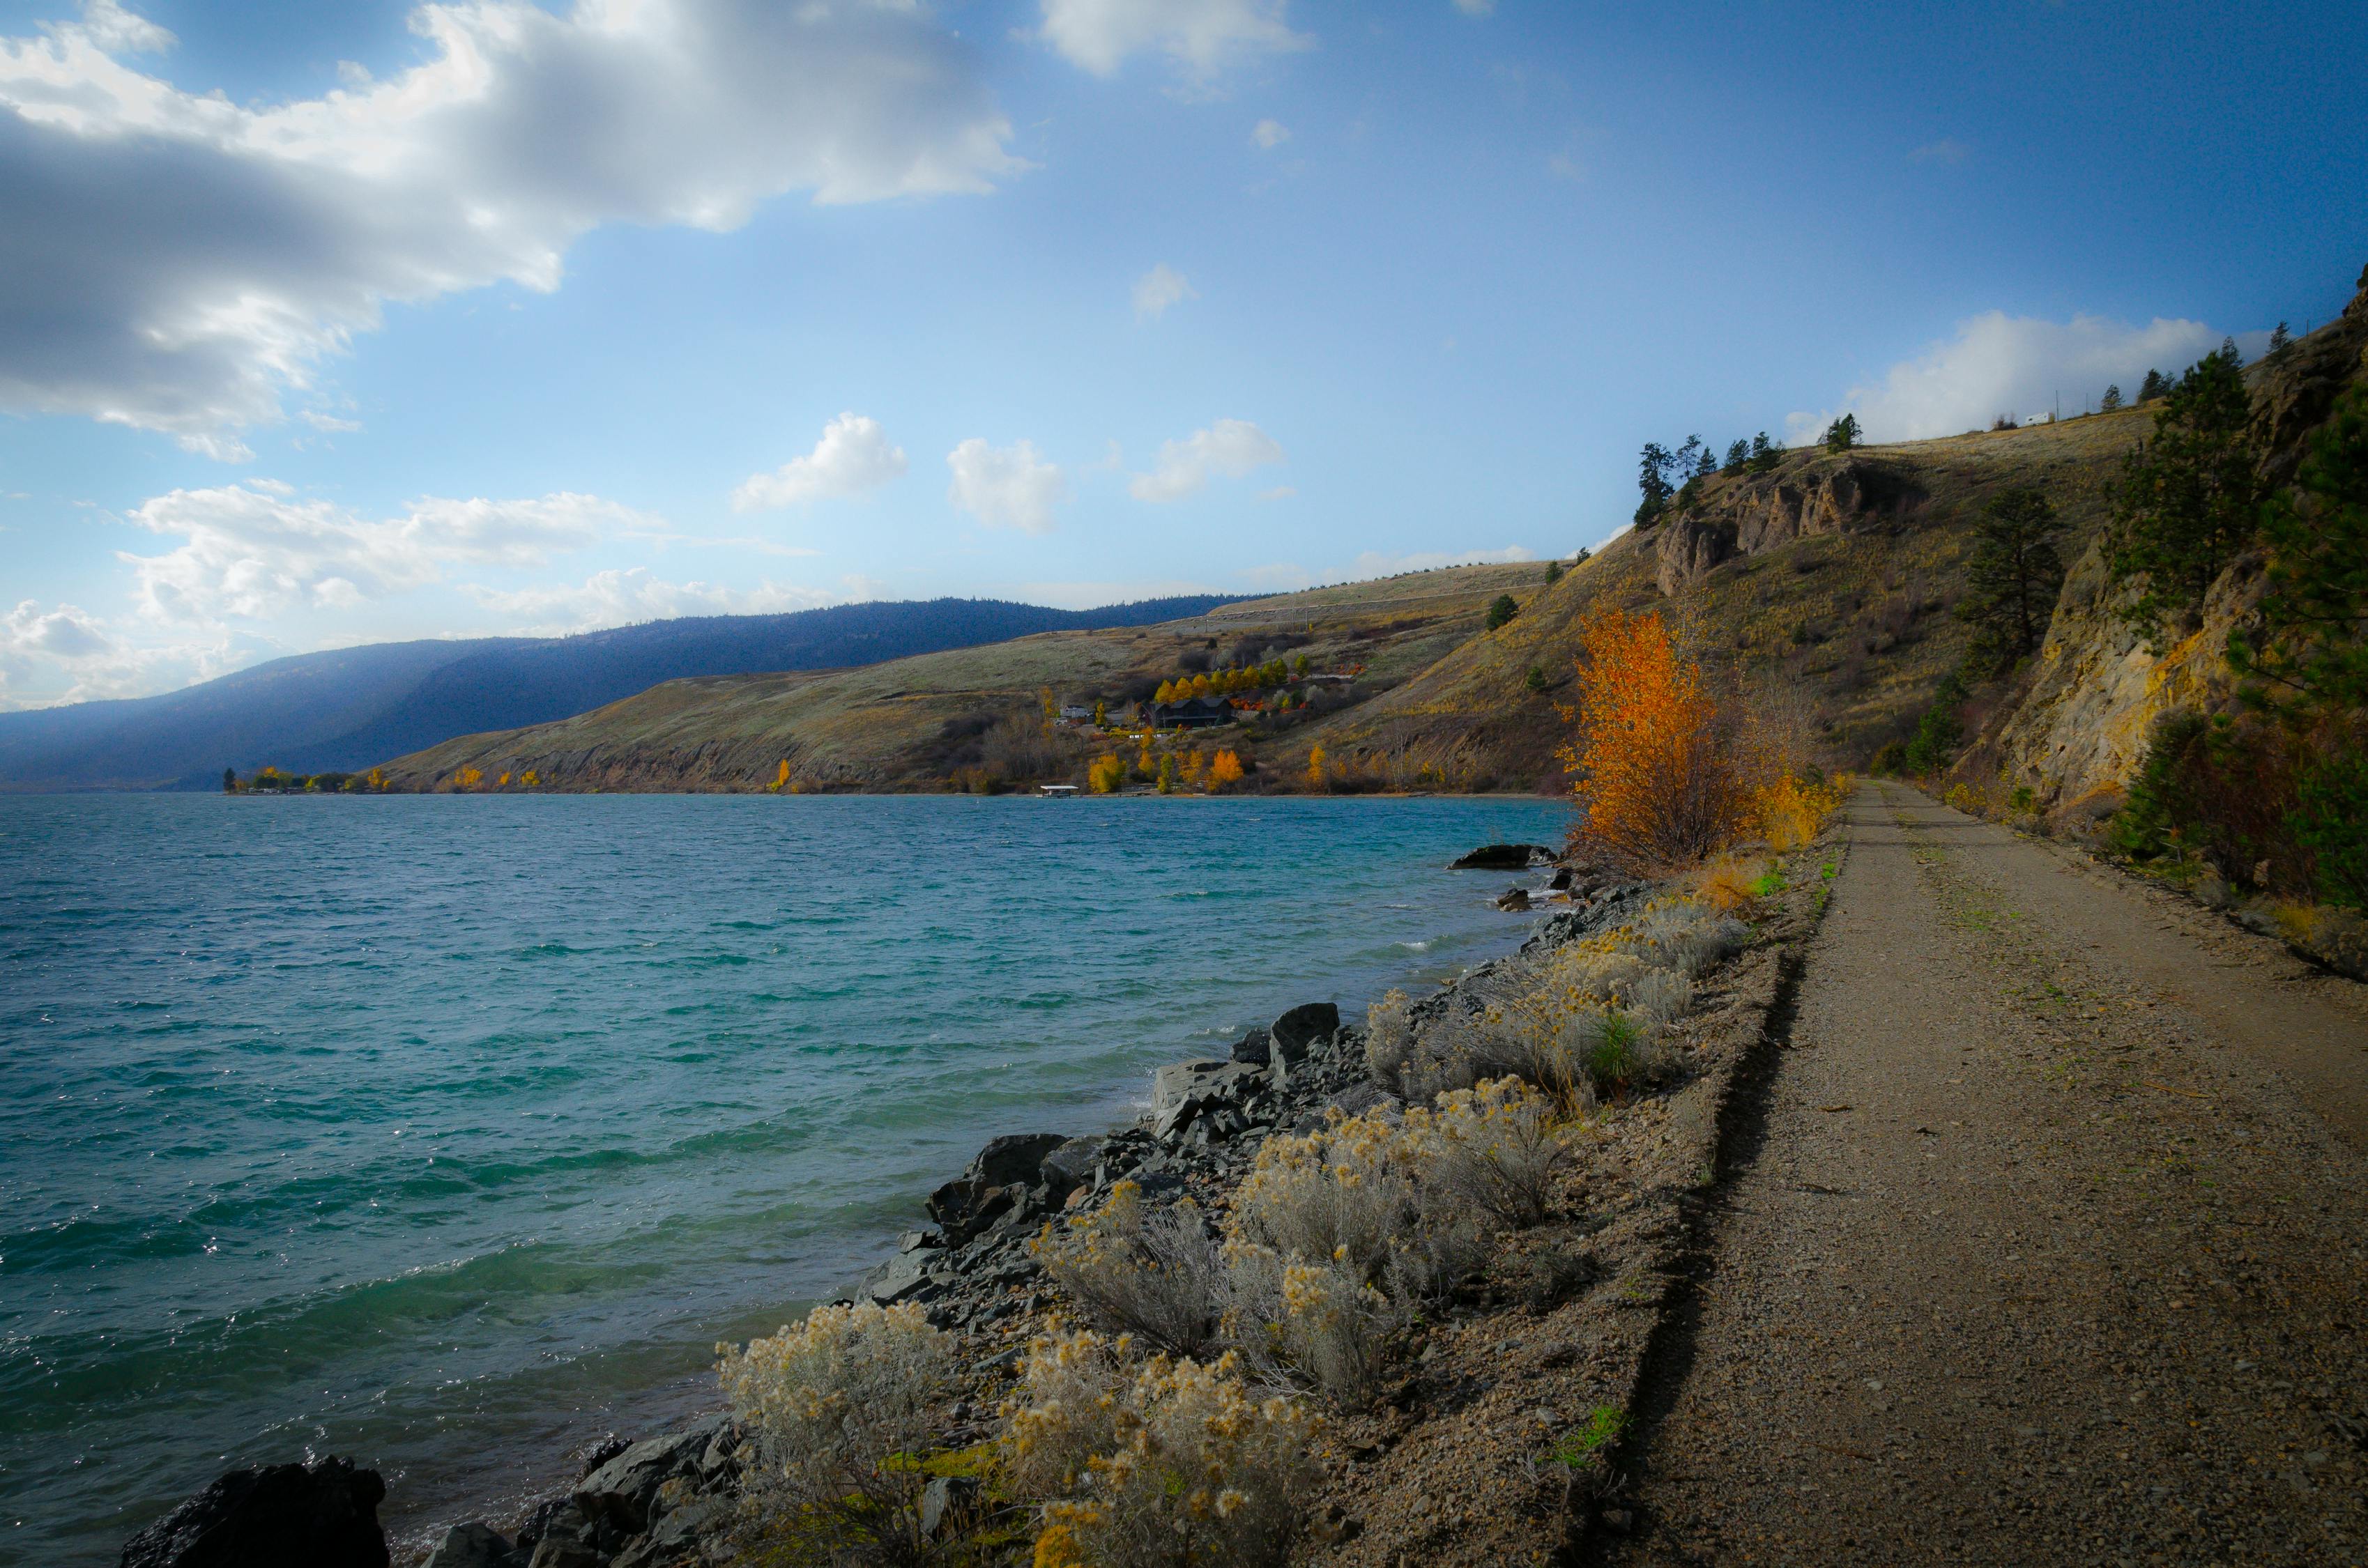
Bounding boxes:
1604 781 2368 1566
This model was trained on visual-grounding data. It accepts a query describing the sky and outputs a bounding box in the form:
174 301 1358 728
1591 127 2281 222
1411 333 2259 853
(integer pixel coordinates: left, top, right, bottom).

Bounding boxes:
0 0 2362 708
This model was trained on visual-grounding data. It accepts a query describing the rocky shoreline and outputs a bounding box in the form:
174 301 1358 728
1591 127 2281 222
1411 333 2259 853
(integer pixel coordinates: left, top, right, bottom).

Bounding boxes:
121 841 1831 1568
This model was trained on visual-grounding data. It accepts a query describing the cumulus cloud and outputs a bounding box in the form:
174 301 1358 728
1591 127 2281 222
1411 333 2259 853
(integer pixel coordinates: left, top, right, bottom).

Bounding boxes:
1129 417 1284 502
1251 117 1289 148
1039 0 1309 80
3 597 118 659
0 0 1021 447
946 438 1068 533
461 567 837 633
1789 311 2241 443
730 412 908 512
1133 263 1197 320
118 482 641 623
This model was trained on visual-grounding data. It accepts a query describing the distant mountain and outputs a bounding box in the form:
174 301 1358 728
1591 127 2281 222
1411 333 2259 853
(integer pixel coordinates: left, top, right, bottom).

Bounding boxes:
0 596 1233 790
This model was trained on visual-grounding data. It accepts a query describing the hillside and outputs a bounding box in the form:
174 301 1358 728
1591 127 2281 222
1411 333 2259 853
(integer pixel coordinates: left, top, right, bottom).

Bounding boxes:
376 420 2143 794
372 563 1550 791
0 595 1229 791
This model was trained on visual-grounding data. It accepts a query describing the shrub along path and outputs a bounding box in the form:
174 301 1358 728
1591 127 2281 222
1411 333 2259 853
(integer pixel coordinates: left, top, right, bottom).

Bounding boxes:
1602 781 2368 1565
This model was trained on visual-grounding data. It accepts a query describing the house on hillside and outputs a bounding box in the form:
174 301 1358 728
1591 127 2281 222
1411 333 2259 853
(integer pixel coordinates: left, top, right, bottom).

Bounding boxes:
1058 704 1094 723
1135 695 1235 729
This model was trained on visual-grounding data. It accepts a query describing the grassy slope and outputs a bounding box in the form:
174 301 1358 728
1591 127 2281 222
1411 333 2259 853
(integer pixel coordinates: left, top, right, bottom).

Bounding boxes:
1291 409 2148 790
374 562 1548 792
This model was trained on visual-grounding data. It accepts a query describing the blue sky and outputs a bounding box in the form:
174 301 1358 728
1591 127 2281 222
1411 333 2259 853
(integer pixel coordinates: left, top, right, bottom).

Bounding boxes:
1 0 2361 706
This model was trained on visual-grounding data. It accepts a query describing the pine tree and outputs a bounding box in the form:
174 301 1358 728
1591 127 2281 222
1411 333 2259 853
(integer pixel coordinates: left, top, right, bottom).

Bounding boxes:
1722 438 1750 475
1486 594 1518 630
2100 385 2123 412
2268 321 2292 358
1748 431 1782 473
1635 442 1676 525
2108 346 2263 645
1543 560 1562 585
2230 383 2368 718
1822 413 1861 452
2139 369 2170 402
1956 486 2066 675
222 767 238 794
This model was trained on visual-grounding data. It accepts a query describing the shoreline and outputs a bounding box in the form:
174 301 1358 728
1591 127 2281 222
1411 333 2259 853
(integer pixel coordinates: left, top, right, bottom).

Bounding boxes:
359 859 1605 1565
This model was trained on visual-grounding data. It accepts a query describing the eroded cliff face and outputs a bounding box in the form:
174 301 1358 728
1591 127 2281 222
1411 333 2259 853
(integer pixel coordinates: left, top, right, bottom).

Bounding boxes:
1653 459 1929 594
1965 263 2368 822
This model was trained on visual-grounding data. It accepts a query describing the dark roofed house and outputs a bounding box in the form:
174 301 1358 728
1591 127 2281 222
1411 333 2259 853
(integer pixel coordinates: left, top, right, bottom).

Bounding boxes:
1138 695 1235 729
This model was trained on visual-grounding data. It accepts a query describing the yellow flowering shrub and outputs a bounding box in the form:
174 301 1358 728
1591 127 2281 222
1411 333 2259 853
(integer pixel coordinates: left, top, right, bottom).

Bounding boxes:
715 1301 954 1562
1755 771 1848 850
1002 1329 1320 1568
1031 1182 1225 1357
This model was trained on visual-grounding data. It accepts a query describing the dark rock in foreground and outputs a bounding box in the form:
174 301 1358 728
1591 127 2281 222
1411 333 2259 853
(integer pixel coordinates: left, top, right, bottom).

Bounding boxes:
1451 843 1554 869
121 1456 388 1568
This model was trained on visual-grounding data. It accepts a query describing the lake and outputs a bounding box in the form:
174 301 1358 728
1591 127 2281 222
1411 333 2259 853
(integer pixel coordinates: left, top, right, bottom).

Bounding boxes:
0 792 1568 1561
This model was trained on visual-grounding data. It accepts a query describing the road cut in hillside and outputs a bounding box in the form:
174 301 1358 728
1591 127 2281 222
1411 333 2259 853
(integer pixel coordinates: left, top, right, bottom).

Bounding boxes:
1603 781 2368 1567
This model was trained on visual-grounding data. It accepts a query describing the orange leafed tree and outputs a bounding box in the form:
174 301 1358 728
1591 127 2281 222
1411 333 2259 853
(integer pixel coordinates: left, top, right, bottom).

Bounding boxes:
1558 603 1755 873
1208 749 1244 790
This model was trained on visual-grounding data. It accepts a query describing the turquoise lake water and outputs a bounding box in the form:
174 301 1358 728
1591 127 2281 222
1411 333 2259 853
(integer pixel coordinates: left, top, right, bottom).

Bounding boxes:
0 792 1568 1562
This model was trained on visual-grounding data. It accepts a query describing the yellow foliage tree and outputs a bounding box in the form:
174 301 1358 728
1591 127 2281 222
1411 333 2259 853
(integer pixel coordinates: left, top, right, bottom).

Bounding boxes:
497 771 512 787
1154 679 1175 703
1182 749 1207 787
1306 744 1327 788
1088 753 1126 794
772 759 791 791
1189 673 1213 698
520 769 540 787
1209 749 1245 790
456 767 482 788
1558 603 1757 873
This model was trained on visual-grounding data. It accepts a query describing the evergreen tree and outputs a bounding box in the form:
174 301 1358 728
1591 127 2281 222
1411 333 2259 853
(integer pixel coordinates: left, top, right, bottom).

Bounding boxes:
2220 335 2242 367
1722 438 1750 474
1485 593 1518 630
1674 433 1705 477
2139 368 2170 402
2100 384 2123 412
2230 382 2368 718
1635 442 1676 524
1822 413 1861 452
1694 443 1718 479
222 766 238 794
1956 486 2065 675
2107 346 2262 645
1748 431 1782 473
2268 321 2292 358
1543 560 1562 585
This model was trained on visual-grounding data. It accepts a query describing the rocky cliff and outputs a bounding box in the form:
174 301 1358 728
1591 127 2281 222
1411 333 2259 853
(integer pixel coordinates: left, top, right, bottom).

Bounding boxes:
1654 458 1930 596
1960 263 2368 823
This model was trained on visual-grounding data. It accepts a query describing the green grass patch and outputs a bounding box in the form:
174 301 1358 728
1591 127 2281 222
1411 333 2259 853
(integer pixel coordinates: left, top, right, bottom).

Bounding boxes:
1546 1405 1632 1468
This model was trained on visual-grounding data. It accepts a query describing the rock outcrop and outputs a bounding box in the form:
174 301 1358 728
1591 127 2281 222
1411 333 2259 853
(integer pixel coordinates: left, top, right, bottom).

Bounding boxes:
119 1457 388 1568
1653 458 1929 595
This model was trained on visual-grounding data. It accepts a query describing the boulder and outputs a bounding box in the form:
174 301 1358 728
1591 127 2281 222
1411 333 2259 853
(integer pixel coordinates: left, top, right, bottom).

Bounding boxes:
859 1251 942 1306
1497 887 1531 912
1451 843 1552 870
970 1132 1071 1188
1229 1026 1272 1066
120 1456 389 1568
576 1416 728 1535
1038 1135 1106 1201
422 1523 514 1568
1151 1060 1257 1119
926 1132 1071 1236
1269 1002 1339 1056
613 1495 731 1568
920 1475 983 1539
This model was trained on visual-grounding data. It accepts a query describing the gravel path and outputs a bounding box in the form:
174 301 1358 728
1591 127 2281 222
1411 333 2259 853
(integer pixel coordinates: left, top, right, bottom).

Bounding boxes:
1604 781 2368 1567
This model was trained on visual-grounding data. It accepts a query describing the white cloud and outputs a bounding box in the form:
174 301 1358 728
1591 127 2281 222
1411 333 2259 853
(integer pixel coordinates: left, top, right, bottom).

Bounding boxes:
1239 562 1311 590
0 0 1021 447
298 410 362 433
1790 311 2239 443
118 482 641 623
1039 0 1309 80
461 567 836 634
3 597 118 659
947 438 1069 533
1133 263 1197 321
1451 0 1496 15
1257 484 1296 501
1251 117 1289 148
1129 417 1284 502
730 412 908 512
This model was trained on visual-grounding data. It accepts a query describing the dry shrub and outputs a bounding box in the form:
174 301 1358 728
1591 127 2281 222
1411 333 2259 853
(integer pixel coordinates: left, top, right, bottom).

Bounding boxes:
1005 1331 1320 1568
1032 1183 1226 1358
1425 1076 1578 1229
717 1302 956 1565
1225 1108 1487 1304
1755 771 1847 850
1559 603 1757 873
1695 856 1760 914
1221 1245 1406 1407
